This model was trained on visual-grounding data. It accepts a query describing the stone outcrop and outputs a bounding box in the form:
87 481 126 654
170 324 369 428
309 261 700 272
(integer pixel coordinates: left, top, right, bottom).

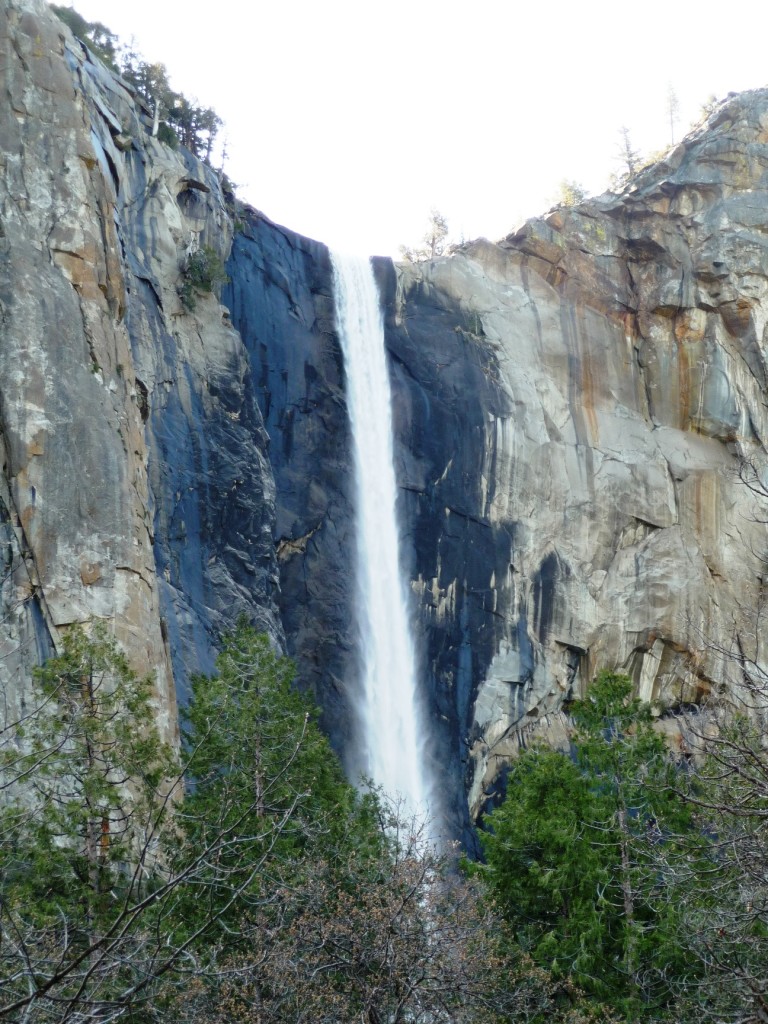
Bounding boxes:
384 95 768 823
0 0 282 739
4 0 768 845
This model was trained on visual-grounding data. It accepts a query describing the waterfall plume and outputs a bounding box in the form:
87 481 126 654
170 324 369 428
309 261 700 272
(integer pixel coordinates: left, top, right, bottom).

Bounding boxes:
331 252 433 826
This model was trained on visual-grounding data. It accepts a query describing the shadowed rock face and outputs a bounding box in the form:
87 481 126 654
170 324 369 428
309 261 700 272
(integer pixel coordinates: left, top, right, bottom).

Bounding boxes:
227 96 768 841
222 222 360 759
4 0 768 845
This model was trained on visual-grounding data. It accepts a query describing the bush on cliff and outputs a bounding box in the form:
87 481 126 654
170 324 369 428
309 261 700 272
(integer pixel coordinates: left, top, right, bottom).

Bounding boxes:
179 245 229 311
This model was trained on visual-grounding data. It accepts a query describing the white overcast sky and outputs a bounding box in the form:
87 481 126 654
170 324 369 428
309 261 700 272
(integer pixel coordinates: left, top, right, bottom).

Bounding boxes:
69 0 768 258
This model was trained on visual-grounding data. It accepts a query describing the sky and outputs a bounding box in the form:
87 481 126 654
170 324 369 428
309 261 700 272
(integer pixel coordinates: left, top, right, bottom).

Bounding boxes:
69 0 768 259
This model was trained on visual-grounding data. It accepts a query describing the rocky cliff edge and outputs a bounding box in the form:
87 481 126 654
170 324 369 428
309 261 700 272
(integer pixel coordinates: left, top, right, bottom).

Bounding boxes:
0 0 283 738
389 91 768 816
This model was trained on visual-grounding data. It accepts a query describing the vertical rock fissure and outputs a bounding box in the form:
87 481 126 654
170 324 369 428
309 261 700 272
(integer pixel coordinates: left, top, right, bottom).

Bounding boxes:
331 252 433 826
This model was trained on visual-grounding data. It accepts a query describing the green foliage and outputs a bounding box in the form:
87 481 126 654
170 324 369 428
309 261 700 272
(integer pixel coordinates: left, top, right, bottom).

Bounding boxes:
180 622 363 858
166 621 384 958
120 54 223 160
0 620 372 1020
555 180 588 207
477 672 707 1018
157 121 180 149
51 6 223 162
4 618 618 1024
51 5 119 72
399 207 450 262
2 623 176 884
119 52 223 159
0 625 180 1019
179 245 229 310
478 748 610 969
166 97 223 159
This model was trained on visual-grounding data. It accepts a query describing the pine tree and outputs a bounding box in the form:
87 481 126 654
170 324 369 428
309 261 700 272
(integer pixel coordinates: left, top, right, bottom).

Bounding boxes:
175 621 368 929
478 672 707 1017
399 208 450 262
0 621 360 1020
0 625 180 1020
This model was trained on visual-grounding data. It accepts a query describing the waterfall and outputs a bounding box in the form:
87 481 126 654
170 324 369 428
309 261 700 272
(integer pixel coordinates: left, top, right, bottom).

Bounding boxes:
331 252 431 824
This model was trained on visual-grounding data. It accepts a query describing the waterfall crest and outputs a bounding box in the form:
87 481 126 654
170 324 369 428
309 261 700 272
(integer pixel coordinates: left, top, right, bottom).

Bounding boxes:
331 252 431 823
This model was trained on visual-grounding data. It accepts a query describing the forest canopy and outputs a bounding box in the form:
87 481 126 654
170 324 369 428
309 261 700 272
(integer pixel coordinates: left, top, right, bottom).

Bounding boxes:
0 622 575 1024
3 626 768 1022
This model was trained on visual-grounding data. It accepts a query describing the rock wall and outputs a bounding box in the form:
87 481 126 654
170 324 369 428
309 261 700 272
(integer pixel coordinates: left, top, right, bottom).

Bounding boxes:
4 0 768 844
223 221 359 753
0 0 282 740
386 94 768 820
227 96 768 840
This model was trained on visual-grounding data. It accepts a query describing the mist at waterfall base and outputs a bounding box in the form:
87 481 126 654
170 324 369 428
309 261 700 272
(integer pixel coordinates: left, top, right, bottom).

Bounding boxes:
331 252 438 835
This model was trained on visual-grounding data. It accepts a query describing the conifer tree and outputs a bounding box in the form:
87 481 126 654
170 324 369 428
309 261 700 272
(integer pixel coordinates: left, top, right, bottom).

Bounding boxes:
399 208 450 262
0 625 180 1020
0 622 364 1021
477 672 707 1017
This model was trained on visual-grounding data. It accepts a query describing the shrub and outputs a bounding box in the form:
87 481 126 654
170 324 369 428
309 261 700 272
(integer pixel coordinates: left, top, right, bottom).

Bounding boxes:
180 245 228 311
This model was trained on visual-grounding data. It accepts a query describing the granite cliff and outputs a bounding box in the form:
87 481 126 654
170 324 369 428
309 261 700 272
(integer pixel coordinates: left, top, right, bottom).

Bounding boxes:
0 0 283 746
2 0 768 842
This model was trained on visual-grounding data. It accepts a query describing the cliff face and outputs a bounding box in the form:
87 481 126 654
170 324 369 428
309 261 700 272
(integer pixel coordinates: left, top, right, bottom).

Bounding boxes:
223 226 361 751
0 0 282 739
3 0 768 842
228 98 768 837
388 144 768 817
396 98 768 817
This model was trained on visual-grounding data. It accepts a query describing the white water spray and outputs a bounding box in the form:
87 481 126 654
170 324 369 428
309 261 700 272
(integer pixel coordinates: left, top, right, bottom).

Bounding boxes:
331 252 431 823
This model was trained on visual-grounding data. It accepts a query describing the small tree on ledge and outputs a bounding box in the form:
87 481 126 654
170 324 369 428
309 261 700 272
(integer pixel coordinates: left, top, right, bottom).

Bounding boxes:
399 208 450 262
